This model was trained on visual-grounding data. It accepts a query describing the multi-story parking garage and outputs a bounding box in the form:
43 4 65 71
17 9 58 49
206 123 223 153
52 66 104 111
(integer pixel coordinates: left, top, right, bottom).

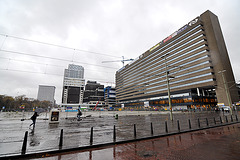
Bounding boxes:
115 10 239 111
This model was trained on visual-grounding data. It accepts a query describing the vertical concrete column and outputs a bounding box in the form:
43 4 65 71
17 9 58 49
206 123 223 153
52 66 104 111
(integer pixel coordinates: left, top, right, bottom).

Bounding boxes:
197 88 200 96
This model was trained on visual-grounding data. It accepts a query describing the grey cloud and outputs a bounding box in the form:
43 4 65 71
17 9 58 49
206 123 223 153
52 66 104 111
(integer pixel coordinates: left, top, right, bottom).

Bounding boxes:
0 0 239 103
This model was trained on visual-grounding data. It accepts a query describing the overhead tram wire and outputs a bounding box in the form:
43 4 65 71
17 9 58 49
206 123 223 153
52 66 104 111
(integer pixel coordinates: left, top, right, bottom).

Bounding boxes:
0 56 117 74
0 34 121 58
0 68 115 84
0 49 119 70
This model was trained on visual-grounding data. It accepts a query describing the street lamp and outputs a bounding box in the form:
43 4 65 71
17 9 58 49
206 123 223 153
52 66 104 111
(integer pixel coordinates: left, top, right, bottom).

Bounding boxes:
218 70 233 115
161 54 173 121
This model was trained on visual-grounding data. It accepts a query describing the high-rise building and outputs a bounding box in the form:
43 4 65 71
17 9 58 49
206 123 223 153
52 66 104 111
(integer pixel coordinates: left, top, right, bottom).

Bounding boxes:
37 85 55 105
62 64 85 104
83 81 104 107
115 10 239 110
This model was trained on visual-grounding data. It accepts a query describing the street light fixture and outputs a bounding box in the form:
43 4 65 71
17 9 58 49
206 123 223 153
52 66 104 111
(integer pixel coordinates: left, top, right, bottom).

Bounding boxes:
218 70 233 115
161 54 173 121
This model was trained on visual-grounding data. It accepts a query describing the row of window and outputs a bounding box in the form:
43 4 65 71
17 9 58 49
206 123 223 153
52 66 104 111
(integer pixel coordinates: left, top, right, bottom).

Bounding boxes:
117 56 212 99
116 27 207 93
116 21 214 101
117 24 203 78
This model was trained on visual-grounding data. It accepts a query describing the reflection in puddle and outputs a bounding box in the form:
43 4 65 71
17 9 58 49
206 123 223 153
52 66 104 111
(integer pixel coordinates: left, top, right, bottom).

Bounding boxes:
29 130 40 147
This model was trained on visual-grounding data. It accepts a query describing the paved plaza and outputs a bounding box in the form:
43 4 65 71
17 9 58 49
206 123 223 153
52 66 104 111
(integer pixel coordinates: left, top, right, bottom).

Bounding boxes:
0 111 239 159
35 123 240 160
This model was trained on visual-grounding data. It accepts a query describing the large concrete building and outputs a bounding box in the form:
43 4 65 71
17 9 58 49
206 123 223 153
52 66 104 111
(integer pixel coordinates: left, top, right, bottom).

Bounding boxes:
37 85 55 105
83 81 105 107
115 10 238 110
62 64 85 104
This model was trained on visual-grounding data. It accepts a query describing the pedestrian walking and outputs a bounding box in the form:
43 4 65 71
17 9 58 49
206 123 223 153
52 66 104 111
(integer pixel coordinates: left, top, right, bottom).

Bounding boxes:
77 109 82 121
29 112 39 129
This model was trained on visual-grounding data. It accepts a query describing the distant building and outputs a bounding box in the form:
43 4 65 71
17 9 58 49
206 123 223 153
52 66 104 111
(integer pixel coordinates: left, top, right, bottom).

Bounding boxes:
62 64 85 104
83 81 104 107
37 85 56 105
104 86 116 108
236 83 240 101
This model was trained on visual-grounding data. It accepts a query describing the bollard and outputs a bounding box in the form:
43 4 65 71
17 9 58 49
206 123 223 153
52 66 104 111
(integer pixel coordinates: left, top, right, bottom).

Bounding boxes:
236 115 238 121
198 118 200 128
151 122 153 136
134 124 136 138
225 116 228 123
113 125 116 142
220 116 222 123
90 127 93 145
214 117 216 125
206 118 209 127
231 115 233 122
21 131 28 155
59 129 63 148
188 119 191 129
177 120 180 132
165 121 168 133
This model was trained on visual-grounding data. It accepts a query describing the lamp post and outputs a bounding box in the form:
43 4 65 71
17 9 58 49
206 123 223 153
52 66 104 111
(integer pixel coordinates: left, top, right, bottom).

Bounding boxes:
166 70 173 121
218 70 233 115
162 54 173 121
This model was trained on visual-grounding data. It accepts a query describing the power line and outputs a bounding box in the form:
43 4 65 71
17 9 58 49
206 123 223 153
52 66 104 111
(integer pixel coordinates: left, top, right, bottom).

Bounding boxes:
0 56 116 74
0 68 115 84
0 49 119 70
0 34 121 58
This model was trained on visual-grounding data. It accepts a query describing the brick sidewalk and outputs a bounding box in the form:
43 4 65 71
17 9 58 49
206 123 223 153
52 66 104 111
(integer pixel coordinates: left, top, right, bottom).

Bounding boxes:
36 123 240 160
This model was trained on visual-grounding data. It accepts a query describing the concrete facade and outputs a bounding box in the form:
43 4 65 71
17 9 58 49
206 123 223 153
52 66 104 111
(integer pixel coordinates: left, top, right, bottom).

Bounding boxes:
37 85 55 104
83 81 105 107
62 64 85 104
200 11 239 105
115 10 238 107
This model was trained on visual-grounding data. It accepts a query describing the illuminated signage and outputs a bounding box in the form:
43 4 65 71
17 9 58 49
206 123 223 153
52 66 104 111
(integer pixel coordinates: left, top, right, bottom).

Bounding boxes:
148 16 200 52
188 17 199 26
117 16 200 72
177 24 188 34
150 43 160 51
51 111 59 121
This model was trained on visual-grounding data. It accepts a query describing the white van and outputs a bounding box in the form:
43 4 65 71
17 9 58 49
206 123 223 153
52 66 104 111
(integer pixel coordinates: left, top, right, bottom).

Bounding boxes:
220 106 230 112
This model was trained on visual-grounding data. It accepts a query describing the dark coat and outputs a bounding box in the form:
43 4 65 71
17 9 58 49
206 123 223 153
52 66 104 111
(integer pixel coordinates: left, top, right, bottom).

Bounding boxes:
31 112 39 121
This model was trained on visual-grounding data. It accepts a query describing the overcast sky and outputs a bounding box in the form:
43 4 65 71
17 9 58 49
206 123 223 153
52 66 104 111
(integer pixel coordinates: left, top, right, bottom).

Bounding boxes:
0 0 239 104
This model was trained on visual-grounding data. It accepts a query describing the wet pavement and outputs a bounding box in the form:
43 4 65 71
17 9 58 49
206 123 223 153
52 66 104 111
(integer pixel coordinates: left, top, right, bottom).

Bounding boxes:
36 123 240 160
0 111 239 158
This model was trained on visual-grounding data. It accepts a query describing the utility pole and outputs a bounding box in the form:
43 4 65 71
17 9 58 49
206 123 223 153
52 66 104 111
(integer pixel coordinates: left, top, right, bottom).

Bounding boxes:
162 55 173 121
